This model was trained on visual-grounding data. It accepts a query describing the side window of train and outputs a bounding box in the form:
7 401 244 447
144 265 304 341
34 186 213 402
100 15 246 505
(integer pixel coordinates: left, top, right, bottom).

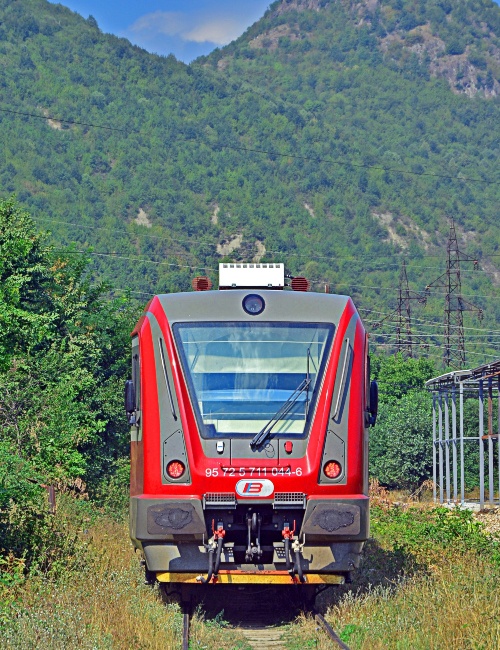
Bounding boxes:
126 337 141 427
365 355 378 427
331 337 353 423
132 352 141 412
366 355 371 414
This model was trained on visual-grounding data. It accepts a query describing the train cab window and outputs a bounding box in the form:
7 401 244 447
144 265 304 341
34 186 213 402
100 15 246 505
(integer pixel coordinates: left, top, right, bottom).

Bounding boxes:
173 322 333 438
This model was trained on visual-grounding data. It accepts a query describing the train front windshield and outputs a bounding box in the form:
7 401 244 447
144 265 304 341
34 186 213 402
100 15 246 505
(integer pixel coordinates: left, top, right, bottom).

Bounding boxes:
174 322 334 438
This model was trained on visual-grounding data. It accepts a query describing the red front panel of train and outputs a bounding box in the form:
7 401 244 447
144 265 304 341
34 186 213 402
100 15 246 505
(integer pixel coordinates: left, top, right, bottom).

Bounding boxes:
132 291 367 502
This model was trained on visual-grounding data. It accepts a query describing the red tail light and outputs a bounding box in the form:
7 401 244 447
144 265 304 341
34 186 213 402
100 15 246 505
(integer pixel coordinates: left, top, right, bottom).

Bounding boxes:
323 461 342 479
167 460 185 479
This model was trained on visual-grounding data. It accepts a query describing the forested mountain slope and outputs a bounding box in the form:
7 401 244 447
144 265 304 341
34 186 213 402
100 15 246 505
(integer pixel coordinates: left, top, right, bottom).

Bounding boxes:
0 0 499 363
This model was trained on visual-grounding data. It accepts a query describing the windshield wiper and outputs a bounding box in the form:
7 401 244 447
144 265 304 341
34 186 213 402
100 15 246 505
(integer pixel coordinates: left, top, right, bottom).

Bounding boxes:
250 378 311 450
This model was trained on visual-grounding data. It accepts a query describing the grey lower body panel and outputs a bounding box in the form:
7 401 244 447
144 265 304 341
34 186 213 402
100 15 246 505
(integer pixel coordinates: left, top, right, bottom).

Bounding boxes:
143 541 365 573
131 495 369 575
300 498 369 541
130 497 207 547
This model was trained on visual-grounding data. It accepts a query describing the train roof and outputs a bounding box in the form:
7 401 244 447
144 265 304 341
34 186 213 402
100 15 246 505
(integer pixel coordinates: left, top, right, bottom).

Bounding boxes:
132 265 364 333
150 290 358 327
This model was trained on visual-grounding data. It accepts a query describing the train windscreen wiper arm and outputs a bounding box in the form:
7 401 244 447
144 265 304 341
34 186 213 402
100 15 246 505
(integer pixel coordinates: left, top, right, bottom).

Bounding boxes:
250 378 311 450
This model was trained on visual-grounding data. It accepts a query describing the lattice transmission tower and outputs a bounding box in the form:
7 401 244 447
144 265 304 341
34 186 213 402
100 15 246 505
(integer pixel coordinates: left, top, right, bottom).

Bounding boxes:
374 260 427 358
425 219 483 369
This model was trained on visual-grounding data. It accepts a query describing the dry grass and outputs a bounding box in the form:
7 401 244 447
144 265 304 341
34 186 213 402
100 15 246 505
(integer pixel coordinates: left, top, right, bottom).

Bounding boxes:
288 554 500 649
4 518 181 649
284 497 500 650
369 478 436 509
4 491 500 649
3 515 247 649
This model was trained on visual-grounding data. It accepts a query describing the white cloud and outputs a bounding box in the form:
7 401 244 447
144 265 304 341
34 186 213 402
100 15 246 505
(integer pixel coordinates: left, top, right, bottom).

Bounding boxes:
129 11 188 37
128 11 245 46
184 19 242 45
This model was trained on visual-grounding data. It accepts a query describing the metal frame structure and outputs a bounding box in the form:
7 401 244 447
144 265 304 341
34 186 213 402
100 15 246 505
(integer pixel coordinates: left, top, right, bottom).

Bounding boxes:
426 360 500 508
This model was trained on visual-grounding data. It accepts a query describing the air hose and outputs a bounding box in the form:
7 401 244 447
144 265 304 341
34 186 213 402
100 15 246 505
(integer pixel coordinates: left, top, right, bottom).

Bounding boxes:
294 548 306 583
197 546 215 584
284 537 293 573
213 536 224 577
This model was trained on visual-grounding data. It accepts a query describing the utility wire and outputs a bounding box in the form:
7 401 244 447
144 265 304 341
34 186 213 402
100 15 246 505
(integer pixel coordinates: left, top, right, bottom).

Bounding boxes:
0 107 130 132
34 215 500 272
359 308 500 333
327 281 496 299
2 104 500 186
372 341 498 361
59 249 213 272
54 248 500 299
220 141 500 186
365 321 500 339
35 215 217 249
371 335 499 359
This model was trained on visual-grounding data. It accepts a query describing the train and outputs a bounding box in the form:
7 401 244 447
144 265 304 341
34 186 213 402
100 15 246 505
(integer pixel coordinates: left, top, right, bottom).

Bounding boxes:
126 263 377 593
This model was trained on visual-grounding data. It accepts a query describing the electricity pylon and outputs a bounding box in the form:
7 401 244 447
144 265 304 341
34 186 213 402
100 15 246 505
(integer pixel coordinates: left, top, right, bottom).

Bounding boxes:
373 259 427 358
425 219 483 368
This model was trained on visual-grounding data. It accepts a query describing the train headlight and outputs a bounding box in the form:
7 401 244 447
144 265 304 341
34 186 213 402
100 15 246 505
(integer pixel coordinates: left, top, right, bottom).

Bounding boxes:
242 294 265 315
167 460 186 479
323 460 342 479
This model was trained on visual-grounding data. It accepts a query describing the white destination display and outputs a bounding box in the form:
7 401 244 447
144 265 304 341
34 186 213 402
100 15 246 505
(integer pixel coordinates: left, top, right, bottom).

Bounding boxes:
219 263 284 289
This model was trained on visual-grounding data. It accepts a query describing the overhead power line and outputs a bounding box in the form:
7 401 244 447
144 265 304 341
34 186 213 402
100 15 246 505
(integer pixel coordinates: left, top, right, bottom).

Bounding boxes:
221 142 500 186
371 335 499 360
373 341 498 360
330 281 495 299
33 215 500 273
359 309 500 334
0 107 129 132
365 321 500 339
59 249 213 272
2 104 500 186
53 247 500 300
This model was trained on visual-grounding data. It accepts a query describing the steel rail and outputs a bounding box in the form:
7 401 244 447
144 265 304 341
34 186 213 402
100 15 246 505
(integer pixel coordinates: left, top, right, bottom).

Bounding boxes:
179 591 351 649
315 612 351 650
182 603 190 650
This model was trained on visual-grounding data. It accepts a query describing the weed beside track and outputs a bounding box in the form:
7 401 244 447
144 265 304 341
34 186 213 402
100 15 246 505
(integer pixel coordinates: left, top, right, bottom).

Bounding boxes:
2 495 500 649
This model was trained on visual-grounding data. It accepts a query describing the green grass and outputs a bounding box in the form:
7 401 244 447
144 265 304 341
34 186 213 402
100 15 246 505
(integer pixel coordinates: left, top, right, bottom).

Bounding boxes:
287 505 500 649
2 499 500 648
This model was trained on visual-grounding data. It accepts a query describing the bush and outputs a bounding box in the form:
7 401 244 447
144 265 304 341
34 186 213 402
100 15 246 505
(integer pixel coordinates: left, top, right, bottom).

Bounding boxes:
92 458 130 520
446 39 465 55
369 390 433 490
372 505 500 564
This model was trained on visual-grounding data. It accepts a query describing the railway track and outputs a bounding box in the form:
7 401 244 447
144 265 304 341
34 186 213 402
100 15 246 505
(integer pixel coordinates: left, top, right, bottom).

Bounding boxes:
181 587 351 650
314 612 351 650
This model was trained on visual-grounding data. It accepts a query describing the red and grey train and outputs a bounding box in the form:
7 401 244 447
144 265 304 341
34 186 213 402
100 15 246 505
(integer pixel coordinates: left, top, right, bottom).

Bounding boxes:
126 263 377 588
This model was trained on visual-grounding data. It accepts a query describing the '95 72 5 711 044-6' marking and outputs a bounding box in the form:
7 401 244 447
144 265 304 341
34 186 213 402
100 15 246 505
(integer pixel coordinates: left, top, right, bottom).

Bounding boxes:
205 467 303 477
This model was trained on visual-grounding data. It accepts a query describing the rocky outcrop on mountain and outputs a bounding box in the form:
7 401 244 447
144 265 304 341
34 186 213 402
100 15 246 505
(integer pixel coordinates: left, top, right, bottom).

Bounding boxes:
259 0 500 98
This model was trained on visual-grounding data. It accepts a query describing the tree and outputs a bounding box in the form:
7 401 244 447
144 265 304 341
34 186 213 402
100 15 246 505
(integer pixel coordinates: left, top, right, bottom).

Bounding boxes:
371 354 436 401
0 198 135 486
369 354 436 489
369 390 433 490
0 198 54 370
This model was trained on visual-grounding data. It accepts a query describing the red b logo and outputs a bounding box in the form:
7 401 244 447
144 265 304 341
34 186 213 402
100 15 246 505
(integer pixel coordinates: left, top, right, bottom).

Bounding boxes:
243 482 263 494
235 478 274 497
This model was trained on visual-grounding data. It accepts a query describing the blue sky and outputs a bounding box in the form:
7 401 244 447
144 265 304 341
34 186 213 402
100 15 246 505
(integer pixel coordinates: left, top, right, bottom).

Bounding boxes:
51 1 272 62
50 0 500 62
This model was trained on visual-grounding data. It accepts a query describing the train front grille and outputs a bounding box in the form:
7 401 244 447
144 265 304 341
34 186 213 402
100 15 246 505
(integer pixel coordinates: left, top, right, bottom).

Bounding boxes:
273 492 306 509
203 492 237 509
